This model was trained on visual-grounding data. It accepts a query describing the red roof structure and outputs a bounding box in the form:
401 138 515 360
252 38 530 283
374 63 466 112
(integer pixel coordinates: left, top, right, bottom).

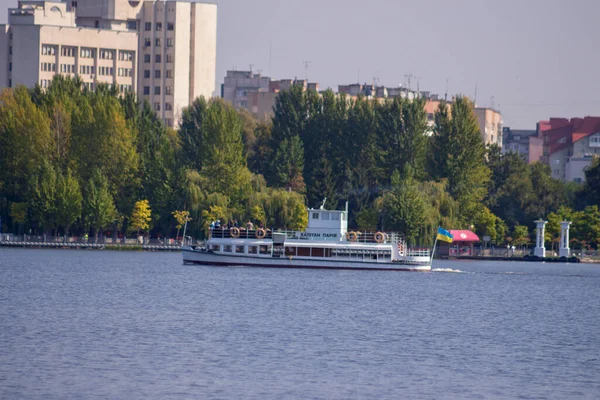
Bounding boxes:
449 230 480 242
543 116 600 156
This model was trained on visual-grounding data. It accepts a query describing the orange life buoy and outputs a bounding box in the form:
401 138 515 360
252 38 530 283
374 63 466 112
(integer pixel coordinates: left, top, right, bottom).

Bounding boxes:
347 231 358 242
374 231 385 243
230 227 240 238
256 228 266 239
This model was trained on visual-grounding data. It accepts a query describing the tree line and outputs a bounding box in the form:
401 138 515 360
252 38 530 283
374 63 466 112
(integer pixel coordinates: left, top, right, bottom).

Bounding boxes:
0 77 599 247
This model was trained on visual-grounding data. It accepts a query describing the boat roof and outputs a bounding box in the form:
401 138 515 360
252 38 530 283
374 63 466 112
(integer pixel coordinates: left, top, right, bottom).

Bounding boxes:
208 238 392 249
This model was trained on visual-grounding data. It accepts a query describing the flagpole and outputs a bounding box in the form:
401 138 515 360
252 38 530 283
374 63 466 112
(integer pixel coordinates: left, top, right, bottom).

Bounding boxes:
430 226 439 266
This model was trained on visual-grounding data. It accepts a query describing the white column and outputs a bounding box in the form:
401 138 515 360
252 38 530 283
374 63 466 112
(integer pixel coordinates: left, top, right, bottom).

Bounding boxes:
534 219 547 257
559 221 572 258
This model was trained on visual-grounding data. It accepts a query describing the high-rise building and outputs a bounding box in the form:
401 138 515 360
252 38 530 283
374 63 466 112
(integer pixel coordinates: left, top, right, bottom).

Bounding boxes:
0 0 217 127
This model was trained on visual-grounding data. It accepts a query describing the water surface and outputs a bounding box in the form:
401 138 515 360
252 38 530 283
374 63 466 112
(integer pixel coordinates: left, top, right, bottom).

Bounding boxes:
1 248 599 399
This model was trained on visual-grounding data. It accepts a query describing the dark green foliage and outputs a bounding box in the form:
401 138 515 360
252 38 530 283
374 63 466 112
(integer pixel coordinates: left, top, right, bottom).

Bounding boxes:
1 75 596 247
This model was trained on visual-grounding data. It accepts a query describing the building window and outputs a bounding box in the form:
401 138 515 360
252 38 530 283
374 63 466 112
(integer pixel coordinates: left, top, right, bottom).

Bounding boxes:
143 86 150 95
144 70 150 78
127 20 137 30
8 63 11 72
9 46 12 55
165 118 173 127
165 102 173 111
154 86 160 95
8 79 11 87
558 137 566 144
154 102 161 111
167 22 174 31
155 54 161 63
80 47 95 58
155 38 161 47
154 70 161 78
145 22 151 31
119 51 134 61
156 22 162 31
61 46 76 57
144 54 151 63
99 49 114 60
166 38 173 47
118 68 132 77
145 38 151 47
165 70 172 78
166 54 173 63
165 86 172 95
41 45 57 56
60 64 76 73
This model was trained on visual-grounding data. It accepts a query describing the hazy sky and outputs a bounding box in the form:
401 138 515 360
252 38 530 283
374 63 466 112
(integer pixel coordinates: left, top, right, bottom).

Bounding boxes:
1 0 598 128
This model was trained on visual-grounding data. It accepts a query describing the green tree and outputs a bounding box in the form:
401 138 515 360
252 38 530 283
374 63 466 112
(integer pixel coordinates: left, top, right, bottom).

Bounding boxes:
29 162 59 234
0 86 53 207
10 202 27 235
512 225 530 249
56 168 82 235
84 171 117 241
431 97 490 223
378 171 426 244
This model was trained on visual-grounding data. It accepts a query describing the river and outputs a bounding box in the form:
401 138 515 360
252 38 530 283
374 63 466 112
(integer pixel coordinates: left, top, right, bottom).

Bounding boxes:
1 248 599 399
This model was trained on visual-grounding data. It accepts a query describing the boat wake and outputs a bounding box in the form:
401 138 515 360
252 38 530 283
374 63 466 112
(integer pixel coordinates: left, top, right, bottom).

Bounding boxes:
432 268 465 273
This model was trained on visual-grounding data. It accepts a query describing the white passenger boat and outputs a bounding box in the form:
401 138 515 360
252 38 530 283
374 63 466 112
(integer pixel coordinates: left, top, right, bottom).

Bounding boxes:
182 204 432 271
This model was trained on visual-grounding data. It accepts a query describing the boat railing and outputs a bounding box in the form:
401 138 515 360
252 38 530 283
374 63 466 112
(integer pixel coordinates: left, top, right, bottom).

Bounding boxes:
345 231 406 244
406 248 431 257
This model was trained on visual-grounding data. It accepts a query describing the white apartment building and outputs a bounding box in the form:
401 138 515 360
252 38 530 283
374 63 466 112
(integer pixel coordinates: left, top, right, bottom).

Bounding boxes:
0 0 217 127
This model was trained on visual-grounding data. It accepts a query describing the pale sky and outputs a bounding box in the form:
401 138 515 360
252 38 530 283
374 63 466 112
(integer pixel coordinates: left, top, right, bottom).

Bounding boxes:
1 0 599 129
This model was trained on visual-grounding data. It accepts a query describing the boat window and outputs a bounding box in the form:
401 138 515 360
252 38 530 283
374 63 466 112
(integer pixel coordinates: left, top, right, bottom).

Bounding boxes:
321 212 329 220
224 245 232 253
331 213 340 221
285 247 296 256
259 245 270 254
248 246 258 254
312 212 319 220
235 245 245 254
297 247 311 257
312 248 324 257
210 245 220 251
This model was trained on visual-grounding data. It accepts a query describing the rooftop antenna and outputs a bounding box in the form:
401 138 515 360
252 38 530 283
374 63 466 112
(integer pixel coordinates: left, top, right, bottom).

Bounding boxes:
249 64 254 73
445 78 449 101
404 73 414 91
474 82 478 105
302 60 311 81
490 95 495 109
415 76 422 96
373 75 380 87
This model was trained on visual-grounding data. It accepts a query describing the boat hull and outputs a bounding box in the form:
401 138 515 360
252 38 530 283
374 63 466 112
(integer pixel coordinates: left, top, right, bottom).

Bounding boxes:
182 247 431 272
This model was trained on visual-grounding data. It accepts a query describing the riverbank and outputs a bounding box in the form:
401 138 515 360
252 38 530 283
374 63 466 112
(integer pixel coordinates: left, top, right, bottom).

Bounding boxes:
446 255 600 264
0 241 181 252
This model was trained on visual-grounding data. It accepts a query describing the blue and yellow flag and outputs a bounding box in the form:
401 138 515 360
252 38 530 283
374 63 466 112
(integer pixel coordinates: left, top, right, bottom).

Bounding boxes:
437 227 453 243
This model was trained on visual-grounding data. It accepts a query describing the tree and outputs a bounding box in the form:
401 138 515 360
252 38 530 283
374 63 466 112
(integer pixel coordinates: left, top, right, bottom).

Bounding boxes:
431 97 490 223
582 157 600 206
512 225 530 249
130 200 152 235
0 86 53 206
55 168 82 235
378 171 426 244
29 162 59 234
10 202 27 235
273 136 306 193
172 210 191 240
84 171 117 241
